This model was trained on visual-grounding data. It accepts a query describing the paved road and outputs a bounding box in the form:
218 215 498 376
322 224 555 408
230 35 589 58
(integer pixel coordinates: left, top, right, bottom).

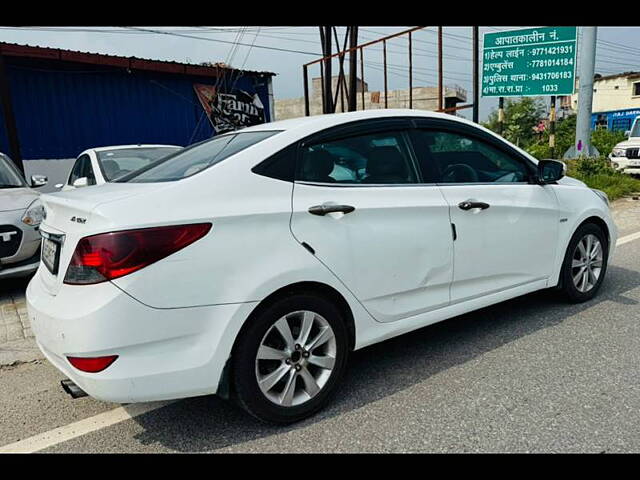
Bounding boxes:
1 234 640 452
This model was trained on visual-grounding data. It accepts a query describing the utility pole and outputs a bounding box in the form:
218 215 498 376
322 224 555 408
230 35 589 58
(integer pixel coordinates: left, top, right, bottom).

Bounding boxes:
319 26 333 114
348 26 358 112
472 26 479 123
564 26 599 158
437 26 443 111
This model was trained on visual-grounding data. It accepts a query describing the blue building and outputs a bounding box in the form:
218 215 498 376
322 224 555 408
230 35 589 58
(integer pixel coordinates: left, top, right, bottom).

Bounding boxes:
591 108 640 133
0 42 275 166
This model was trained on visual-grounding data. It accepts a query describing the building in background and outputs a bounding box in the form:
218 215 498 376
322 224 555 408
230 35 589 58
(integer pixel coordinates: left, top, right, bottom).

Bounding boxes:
560 72 640 132
0 42 275 188
275 75 467 121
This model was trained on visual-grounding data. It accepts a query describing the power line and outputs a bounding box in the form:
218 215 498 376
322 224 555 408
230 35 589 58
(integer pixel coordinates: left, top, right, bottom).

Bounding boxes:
124 26 321 56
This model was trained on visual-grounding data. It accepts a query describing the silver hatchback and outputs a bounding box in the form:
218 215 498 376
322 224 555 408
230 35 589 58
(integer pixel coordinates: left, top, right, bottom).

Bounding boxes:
0 153 47 280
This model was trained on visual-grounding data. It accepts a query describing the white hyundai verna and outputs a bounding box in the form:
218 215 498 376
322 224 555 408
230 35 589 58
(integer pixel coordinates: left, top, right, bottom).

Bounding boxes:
27 109 616 424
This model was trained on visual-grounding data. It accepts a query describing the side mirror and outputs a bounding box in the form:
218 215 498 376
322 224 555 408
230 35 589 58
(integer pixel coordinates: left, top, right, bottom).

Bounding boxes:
54 183 63 189
72 177 88 188
30 175 48 188
537 159 566 184
625 130 631 138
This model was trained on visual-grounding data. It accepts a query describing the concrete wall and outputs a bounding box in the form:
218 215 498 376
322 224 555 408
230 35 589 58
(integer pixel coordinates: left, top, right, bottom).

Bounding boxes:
568 75 640 114
276 85 467 121
23 159 75 194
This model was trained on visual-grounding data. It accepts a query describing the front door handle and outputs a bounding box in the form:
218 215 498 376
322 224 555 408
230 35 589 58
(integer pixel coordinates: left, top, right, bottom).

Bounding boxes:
308 204 356 216
458 201 490 211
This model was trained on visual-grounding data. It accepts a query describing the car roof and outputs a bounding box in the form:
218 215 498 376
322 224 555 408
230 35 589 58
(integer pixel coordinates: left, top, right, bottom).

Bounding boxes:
239 109 475 134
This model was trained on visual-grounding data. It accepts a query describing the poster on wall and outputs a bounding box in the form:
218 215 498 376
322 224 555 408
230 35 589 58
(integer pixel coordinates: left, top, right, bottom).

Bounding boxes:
193 84 266 134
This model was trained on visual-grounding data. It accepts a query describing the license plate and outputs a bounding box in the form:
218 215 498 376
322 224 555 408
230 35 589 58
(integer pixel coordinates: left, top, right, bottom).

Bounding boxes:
631 161 640 166
42 237 60 275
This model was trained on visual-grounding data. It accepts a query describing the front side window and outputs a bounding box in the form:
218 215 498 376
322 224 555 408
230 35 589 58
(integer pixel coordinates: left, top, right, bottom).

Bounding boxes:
414 130 531 184
97 147 182 181
0 154 26 188
298 131 418 185
122 131 280 183
68 155 89 186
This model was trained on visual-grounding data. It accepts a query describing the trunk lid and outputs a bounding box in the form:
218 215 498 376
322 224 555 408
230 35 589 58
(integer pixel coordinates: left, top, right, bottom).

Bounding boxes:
38 183 165 295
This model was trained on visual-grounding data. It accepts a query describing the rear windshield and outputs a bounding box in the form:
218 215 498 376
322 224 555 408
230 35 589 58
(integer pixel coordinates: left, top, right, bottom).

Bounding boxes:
120 131 280 183
98 147 182 181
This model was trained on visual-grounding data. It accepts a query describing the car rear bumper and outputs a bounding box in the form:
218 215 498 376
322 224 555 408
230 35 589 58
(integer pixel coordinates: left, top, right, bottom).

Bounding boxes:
27 272 258 403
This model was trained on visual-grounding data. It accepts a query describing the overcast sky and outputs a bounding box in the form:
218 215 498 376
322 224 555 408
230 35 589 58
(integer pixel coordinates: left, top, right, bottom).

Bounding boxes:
0 26 638 121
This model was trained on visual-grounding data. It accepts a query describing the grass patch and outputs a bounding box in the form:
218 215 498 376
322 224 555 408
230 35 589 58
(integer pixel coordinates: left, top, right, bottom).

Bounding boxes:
564 157 640 201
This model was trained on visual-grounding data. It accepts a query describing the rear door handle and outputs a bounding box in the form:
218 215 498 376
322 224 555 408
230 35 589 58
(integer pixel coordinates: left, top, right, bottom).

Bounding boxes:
308 204 356 216
458 201 490 211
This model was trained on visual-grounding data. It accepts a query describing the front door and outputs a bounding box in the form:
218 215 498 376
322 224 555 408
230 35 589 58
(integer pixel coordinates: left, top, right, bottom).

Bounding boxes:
290 123 454 323
411 125 559 304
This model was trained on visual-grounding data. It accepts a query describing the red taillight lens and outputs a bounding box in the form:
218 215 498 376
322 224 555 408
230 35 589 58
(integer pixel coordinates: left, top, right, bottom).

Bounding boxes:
67 355 118 373
64 223 212 285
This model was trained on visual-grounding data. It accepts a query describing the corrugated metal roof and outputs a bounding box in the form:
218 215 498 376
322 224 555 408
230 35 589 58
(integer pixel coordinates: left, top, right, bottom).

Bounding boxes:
0 41 276 78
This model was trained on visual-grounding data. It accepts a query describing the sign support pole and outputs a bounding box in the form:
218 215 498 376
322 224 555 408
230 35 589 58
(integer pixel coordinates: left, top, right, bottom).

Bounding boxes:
549 95 556 158
498 97 504 136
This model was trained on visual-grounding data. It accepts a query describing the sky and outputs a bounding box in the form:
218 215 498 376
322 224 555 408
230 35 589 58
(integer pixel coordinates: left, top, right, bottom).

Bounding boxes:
0 26 638 122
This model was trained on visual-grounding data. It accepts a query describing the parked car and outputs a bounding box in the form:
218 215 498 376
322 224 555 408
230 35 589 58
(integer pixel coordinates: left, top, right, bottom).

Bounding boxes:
27 109 616 424
56 144 182 190
0 152 47 280
609 116 640 174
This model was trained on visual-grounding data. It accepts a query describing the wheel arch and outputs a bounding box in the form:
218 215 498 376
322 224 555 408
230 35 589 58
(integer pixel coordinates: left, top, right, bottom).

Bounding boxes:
217 281 356 400
578 215 610 247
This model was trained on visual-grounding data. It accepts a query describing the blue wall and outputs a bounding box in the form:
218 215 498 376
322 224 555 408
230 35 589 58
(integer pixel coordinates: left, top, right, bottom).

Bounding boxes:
0 58 272 160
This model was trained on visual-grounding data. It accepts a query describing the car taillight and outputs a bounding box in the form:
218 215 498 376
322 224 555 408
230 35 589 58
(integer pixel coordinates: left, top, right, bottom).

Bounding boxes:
64 223 212 285
67 355 118 373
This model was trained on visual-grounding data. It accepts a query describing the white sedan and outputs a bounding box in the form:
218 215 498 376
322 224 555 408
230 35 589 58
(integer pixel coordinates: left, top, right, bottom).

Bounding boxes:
27 109 616 424
56 144 182 190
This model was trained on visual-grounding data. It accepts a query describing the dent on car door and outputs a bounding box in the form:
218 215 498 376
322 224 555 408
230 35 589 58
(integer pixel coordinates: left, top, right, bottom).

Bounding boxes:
411 126 559 304
289 124 454 323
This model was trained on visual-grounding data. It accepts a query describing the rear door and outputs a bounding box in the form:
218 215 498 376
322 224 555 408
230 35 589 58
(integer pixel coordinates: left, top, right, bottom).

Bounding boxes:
290 119 453 323
410 119 559 304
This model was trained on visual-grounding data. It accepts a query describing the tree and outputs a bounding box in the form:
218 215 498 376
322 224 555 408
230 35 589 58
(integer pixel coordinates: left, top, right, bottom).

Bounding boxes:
483 97 545 148
525 113 626 159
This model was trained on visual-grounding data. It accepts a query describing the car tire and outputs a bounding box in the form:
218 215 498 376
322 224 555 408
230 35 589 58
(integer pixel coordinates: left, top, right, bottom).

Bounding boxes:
559 222 609 303
231 292 349 424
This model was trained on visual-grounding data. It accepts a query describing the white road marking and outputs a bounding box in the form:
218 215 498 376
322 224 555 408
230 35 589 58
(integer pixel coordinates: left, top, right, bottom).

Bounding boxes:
616 231 640 247
2 228 640 454
0 400 174 453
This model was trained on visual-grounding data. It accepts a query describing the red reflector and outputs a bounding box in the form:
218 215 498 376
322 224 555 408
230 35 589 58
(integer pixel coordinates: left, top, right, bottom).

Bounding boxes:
67 355 118 373
64 223 212 285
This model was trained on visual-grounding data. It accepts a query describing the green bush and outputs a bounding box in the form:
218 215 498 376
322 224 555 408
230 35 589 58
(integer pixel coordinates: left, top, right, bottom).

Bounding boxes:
564 156 640 201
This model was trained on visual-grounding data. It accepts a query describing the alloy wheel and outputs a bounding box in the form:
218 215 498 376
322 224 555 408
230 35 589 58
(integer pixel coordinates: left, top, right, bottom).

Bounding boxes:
571 233 604 293
255 310 337 407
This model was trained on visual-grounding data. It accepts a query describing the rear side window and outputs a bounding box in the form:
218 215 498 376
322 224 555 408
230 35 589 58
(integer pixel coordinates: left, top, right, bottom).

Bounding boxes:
297 131 418 184
252 145 297 182
122 131 280 183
